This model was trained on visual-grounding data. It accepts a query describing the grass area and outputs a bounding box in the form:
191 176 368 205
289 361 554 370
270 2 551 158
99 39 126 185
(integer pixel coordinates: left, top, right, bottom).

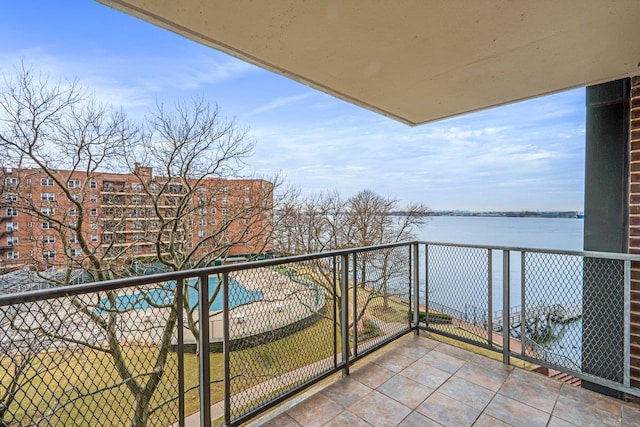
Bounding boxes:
0 315 338 426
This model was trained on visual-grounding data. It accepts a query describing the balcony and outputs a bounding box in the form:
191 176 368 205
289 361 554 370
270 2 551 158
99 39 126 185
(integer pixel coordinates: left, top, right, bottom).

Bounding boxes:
0 242 638 426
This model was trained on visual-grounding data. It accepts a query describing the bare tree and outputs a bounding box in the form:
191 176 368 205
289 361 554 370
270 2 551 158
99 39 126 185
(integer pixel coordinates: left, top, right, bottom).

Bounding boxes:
0 67 274 426
274 188 430 339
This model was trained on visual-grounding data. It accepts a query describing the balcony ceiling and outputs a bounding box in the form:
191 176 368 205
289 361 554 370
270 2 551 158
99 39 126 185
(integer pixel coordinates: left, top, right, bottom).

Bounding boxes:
98 0 640 126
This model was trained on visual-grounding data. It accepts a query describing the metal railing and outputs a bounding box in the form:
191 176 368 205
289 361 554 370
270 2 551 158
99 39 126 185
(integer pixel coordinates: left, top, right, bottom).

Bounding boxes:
1 240 639 426
0 242 417 426
421 241 640 398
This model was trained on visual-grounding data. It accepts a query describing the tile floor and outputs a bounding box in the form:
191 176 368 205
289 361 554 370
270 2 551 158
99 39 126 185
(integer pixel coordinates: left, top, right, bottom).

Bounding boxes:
251 334 640 427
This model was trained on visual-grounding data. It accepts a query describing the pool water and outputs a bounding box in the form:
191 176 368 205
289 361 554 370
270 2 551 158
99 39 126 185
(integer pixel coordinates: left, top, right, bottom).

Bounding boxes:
97 276 262 312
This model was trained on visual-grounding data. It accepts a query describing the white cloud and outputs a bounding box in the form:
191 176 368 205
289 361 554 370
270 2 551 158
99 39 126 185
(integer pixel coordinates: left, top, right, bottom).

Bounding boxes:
252 92 315 114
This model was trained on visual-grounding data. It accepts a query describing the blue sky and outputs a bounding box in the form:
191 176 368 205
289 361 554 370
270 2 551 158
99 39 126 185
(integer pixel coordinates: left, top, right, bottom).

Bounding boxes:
0 1 586 211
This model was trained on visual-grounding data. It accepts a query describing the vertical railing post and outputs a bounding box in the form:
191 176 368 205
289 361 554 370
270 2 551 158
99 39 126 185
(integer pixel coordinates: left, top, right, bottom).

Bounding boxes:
520 252 526 357
198 273 211 427
340 254 349 376
487 249 493 348
624 259 631 388
333 256 338 369
223 272 231 425
177 279 185 427
352 252 358 358
502 251 510 365
424 244 429 330
412 242 420 334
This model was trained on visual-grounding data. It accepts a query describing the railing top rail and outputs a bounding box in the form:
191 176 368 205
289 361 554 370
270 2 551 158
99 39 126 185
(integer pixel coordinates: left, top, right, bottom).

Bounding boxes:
0 240 415 307
419 240 640 261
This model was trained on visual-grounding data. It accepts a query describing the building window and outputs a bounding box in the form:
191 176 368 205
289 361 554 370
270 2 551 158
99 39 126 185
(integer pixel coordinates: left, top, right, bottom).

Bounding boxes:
5 177 17 186
6 222 18 231
68 180 81 189
199 219 207 226
41 222 51 230
198 230 206 238
244 218 250 225
90 223 98 230
42 250 55 259
7 237 19 246
72 194 80 201
6 208 18 217
198 208 206 216
245 186 250 193
211 208 217 215
198 187 206 193
43 236 56 244
5 194 17 202
187 242 193 249
90 194 97 202
244 197 250 204
69 235 79 244
150 184 157 192
41 178 54 186
187 232 193 238
71 248 82 257
40 207 54 216
69 208 78 216
90 181 97 189
222 198 228 205
90 208 98 216
134 246 142 254
211 219 216 225
41 193 55 201
221 208 228 216
6 251 19 260
27 222 32 228
132 183 141 191
222 187 229 194
91 234 98 242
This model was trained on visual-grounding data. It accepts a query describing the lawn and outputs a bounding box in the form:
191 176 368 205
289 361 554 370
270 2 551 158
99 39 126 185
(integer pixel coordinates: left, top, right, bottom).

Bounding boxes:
0 316 338 426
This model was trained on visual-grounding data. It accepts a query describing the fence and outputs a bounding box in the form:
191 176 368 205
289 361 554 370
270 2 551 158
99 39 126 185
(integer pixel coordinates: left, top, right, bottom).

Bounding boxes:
422 241 639 398
1 240 639 426
0 242 416 426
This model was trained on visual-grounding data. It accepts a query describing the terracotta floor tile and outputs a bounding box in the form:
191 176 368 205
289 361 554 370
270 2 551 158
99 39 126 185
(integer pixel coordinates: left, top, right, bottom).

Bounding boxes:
286 393 344 427
373 352 415 373
454 360 510 392
498 372 560 413
399 361 451 389
622 404 640 427
394 343 431 360
349 390 412 427
418 350 466 374
350 362 396 389
433 342 476 360
547 416 579 427
259 412 302 427
438 376 496 411
472 413 512 427
377 374 435 408
552 394 621 427
323 410 371 427
484 394 550 427
398 411 444 426
320 377 372 407
559 383 623 415
416 392 481 427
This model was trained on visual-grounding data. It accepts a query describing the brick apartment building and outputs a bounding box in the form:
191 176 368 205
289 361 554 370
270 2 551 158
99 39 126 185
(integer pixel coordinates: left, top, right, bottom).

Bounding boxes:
0 164 273 273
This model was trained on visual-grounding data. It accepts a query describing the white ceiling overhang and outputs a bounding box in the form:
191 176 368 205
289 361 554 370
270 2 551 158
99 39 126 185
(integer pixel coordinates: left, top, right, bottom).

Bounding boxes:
98 0 640 125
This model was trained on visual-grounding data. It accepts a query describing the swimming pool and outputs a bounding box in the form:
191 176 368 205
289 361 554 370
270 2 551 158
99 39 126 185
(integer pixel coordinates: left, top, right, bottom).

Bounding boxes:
97 276 262 312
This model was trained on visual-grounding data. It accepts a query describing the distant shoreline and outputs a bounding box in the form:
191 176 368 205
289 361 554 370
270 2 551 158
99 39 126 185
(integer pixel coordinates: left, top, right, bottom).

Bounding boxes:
392 210 582 219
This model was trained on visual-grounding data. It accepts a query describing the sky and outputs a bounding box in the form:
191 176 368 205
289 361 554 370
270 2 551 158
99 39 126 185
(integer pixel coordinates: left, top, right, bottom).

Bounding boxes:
0 1 586 211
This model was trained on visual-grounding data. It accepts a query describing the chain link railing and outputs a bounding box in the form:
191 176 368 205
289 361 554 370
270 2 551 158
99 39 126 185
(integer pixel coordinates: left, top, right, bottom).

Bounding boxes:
421 241 639 399
0 242 417 427
1 241 638 426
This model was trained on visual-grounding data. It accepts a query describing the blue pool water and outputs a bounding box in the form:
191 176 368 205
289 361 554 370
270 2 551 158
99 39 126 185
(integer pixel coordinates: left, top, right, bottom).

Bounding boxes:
98 276 262 312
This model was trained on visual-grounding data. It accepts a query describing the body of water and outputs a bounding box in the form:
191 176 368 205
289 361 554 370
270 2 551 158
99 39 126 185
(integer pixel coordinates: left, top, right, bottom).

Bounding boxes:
418 216 583 250
414 216 586 365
